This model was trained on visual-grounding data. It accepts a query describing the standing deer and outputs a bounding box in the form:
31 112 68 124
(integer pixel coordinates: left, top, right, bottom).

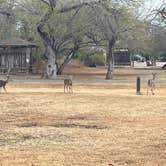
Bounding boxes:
147 73 156 95
0 75 10 93
64 76 73 93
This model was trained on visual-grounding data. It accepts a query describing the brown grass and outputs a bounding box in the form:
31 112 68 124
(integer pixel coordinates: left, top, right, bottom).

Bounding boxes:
0 83 166 166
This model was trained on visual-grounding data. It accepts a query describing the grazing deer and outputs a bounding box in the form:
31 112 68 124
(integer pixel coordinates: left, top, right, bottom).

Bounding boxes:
147 73 156 95
0 75 10 93
64 76 73 93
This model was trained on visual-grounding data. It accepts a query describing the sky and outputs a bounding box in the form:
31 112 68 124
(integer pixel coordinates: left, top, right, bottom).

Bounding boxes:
143 0 164 11
137 0 165 19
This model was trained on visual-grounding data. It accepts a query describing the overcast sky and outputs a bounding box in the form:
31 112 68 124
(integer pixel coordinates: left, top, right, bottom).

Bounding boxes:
144 0 164 11
137 0 164 19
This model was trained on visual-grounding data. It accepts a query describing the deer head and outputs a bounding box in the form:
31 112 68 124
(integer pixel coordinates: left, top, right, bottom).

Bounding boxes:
152 73 156 80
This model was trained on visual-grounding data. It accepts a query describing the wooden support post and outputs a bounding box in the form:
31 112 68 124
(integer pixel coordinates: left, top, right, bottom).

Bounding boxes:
136 76 141 95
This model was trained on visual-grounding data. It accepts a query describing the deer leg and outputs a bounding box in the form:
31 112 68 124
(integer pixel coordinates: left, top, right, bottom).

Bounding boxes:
151 88 155 95
71 86 73 93
64 85 67 93
153 85 155 94
3 86 7 93
151 88 154 95
69 85 72 93
69 85 71 93
67 86 70 93
153 84 156 90
147 87 149 95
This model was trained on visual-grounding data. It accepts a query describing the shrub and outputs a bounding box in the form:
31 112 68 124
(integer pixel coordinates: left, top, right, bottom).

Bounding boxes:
74 51 105 66
91 53 105 66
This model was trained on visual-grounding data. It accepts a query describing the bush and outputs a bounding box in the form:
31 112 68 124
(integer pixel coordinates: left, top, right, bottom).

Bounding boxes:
73 51 82 59
74 51 105 66
91 53 105 66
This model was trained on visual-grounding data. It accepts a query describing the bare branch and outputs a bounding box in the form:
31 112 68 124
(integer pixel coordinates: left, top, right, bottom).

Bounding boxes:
40 0 50 6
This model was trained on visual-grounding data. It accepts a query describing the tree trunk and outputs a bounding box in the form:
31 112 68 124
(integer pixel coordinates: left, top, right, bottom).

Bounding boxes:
131 50 134 68
45 45 57 78
106 39 115 80
37 26 58 78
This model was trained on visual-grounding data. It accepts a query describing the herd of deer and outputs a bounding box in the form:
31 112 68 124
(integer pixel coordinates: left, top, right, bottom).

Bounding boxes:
0 75 73 94
0 73 157 95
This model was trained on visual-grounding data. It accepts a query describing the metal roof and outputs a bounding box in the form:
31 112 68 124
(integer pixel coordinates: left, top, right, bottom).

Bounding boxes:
0 38 37 48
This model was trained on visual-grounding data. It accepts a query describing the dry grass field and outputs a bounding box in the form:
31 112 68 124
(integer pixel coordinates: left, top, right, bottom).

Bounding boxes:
0 83 166 166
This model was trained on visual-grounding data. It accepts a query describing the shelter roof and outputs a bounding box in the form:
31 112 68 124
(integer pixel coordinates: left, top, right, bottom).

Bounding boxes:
0 38 37 48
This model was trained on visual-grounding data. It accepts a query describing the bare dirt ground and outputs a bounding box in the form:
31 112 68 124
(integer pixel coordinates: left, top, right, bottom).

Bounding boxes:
1 61 165 81
0 83 166 166
63 61 166 80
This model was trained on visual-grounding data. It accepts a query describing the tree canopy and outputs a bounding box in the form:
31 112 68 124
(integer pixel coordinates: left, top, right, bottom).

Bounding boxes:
0 0 165 78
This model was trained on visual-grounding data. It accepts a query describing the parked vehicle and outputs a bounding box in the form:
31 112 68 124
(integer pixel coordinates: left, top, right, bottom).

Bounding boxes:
160 56 166 62
162 63 166 70
133 55 146 62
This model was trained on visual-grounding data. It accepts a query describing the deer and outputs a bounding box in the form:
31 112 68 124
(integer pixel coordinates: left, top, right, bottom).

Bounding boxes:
147 73 156 95
64 76 73 93
0 75 10 93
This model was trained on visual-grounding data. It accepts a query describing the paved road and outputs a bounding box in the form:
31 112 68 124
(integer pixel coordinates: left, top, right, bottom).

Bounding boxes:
10 79 166 84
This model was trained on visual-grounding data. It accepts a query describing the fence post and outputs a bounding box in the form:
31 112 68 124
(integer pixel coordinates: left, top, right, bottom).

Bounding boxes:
136 76 141 95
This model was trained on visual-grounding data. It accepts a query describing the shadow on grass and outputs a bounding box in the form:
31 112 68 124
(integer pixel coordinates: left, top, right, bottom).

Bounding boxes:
17 122 108 130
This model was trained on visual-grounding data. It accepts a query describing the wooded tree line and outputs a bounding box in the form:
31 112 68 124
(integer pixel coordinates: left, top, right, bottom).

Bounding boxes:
0 0 166 79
